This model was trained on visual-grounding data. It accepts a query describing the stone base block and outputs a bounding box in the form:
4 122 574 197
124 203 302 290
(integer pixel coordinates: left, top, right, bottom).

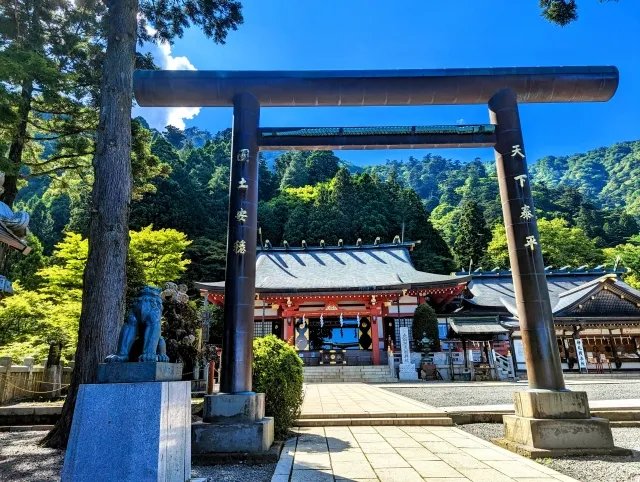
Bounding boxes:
62 381 191 482
514 390 590 419
503 414 615 450
97 362 183 383
203 392 265 423
496 390 631 458
192 417 274 453
192 440 283 465
492 437 632 459
398 364 418 381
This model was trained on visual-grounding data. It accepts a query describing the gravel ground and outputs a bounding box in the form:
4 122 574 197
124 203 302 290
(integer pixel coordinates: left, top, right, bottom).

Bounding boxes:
384 381 640 407
460 424 640 482
0 431 275 482
192 463 276 481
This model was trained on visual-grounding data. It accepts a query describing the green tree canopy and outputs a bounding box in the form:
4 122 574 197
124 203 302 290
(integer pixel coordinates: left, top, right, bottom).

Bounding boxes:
485 218 605 269
413 303 439 352
604 235 640 289
280 152 309 189
0 227 192 363
539 0 619 27
453 201 490 270
129 225 192 287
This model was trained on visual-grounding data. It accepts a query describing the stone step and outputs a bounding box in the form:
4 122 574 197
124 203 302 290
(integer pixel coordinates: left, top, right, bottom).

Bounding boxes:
299 411 447 420
296 417 453 427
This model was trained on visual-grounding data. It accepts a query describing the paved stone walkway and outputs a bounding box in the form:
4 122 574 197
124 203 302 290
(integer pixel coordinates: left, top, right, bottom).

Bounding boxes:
271 426 578 481
302 384 445 418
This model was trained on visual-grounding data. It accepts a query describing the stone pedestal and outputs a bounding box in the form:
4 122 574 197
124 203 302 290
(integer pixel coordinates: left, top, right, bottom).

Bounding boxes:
97 362 182 383
62 380 192 482
493 391 631 458
398 363 418 381
192 392 274 454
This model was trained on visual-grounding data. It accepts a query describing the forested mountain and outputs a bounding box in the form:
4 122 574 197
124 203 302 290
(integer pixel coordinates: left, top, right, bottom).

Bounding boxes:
5 122 640 365
10 121 640 286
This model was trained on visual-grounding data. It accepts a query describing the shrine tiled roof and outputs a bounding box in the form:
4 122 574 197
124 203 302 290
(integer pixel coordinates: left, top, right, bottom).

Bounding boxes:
448 317 509 336
196 243 469 293
459 268 640 319
460 268 625 309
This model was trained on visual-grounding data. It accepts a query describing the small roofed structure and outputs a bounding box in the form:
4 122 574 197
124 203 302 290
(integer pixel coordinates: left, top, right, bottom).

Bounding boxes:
197 240 469 366
447 317 509 342
455 268 640 372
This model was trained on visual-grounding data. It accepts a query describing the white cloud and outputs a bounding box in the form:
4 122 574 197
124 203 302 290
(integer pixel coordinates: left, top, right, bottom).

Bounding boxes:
456 118 465 125
133 31 200 131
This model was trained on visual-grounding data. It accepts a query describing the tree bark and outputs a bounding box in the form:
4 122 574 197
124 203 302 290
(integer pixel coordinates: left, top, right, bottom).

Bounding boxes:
41 0 138 449
0 80 34 276
2 80 33 209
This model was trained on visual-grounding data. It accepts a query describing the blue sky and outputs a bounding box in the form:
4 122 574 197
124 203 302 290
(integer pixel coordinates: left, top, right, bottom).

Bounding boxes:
134 0 640 166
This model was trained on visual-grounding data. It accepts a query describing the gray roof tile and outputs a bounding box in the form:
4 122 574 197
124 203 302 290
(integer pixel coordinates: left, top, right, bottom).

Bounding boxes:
196 247 468 293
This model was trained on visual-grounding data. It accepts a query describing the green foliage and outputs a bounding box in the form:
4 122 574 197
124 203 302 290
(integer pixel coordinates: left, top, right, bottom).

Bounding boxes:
0 231 86 362
280 152 309 189
7 233 46 290
485 218 605 269
162 299 200 369
252 335 304 439
604 236 640 289
125 254 147 309
259 166 455 273
0 227 190 362
129 225 191 287
412 304 439 352
306 151 340 184
453 201 491 270
539 0 618 26
203 303 224 343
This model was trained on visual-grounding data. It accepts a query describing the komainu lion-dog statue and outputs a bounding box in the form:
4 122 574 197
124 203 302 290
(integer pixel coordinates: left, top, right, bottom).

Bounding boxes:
105 286 170 363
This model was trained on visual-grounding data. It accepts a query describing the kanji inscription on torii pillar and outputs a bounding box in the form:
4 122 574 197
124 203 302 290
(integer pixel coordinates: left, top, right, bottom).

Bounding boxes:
489 88 565 391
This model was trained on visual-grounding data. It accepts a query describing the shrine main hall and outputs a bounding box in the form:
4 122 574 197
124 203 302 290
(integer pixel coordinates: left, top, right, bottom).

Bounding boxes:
196 240 469 366
196 238 640 370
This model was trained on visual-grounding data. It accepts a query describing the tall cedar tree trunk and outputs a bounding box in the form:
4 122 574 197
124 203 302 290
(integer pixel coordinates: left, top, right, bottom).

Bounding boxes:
3 80 33 209
0 80 34 275
41 0 137 449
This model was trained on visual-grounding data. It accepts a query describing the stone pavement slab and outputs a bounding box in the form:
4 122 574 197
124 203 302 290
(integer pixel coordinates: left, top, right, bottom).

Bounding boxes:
272 426 578 481
302 383 446 418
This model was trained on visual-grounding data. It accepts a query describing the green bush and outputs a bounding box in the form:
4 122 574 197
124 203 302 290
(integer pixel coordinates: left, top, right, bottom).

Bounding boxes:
253 335 303 439
413 303 439 351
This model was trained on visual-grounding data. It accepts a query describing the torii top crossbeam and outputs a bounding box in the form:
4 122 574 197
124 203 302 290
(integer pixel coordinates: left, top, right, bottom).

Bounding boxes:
133 66 619 107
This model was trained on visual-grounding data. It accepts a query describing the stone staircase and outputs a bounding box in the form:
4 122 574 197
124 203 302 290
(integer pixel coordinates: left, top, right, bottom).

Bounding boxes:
296 412 454 427
303 366 398 384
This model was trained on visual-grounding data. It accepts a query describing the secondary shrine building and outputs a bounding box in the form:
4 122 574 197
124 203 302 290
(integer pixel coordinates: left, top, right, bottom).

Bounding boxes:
195 241 469 366
196 241 640 371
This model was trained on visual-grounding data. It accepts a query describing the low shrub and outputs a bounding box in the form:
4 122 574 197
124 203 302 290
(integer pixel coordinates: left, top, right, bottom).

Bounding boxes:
253 335 304 439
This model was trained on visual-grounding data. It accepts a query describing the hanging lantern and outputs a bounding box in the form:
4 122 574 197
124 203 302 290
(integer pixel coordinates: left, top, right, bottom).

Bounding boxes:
339 313 344 327
357 312 360 324
300 313 306 328
320 313 324 328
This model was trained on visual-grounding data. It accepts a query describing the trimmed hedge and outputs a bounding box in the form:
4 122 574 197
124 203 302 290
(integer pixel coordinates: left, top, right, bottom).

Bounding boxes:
253 335 304 439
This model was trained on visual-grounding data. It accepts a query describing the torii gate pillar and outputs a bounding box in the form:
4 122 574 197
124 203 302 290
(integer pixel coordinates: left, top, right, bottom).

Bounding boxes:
490 88 626 458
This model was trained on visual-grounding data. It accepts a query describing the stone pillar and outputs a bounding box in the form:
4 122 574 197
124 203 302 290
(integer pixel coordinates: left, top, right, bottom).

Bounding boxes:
194 93 274 456
489 88 627 458
489 88 564 391
221 92 260 394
